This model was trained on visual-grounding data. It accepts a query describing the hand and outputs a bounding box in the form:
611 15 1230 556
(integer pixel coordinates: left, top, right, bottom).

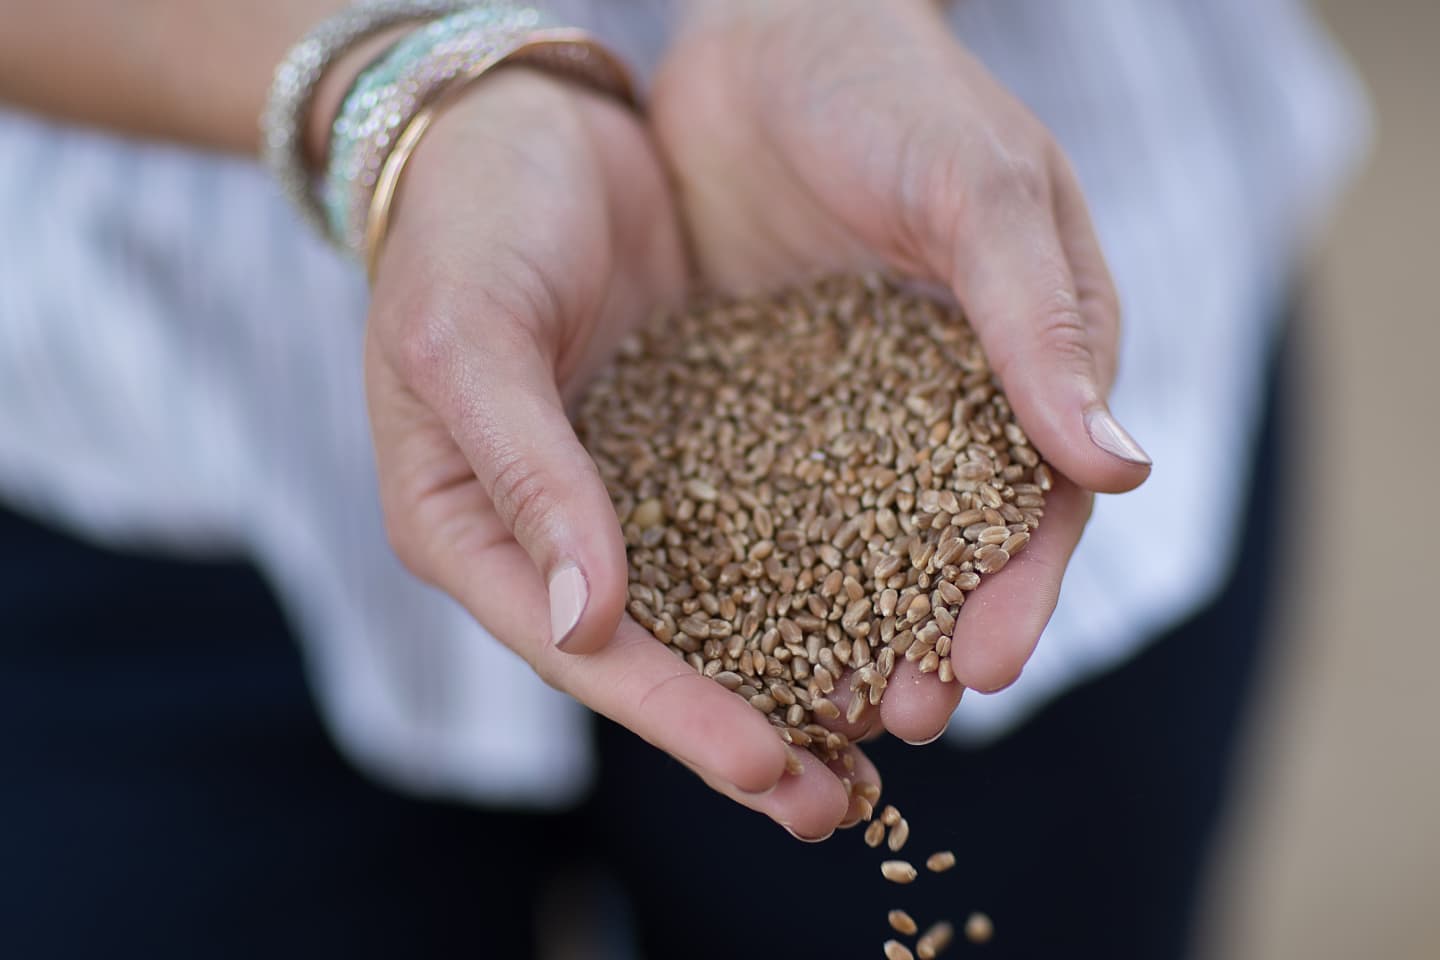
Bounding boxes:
364 69 876 839
651 0 1153 742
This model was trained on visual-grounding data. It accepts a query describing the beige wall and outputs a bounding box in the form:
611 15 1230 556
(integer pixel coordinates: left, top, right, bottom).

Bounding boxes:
1201 2 1440 957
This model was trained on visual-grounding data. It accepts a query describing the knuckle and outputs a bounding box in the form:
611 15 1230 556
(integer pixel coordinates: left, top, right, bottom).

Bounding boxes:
901 128 1055 263
986 288 1097 387
1034 302 1099 371
977 149 1050 209
895 124 964 248
391 291 462 387
383 252 560 390
488 452 559 547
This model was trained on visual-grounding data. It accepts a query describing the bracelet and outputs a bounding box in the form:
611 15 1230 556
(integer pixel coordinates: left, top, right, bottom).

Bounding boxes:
260 0 480 238
319 14 635 273
323 5 540 253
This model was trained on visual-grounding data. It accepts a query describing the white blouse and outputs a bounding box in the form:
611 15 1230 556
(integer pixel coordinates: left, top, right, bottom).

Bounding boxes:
0 0 1368 804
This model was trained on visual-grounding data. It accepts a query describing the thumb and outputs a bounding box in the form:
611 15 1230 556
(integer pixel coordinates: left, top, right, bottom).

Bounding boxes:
407 300 629 656
935 157 1151 494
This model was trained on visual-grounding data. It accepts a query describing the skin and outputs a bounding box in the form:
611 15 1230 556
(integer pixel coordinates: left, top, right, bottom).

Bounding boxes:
0 0 1151 842
0 1 339 152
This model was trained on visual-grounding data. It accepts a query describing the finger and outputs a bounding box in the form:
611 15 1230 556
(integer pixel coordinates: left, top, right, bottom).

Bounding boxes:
817 672 881 743
945 474 1092 693
939 146 1151 493
368 348 789 794
693 746 870 842
879 657 964 746
814 661 960 748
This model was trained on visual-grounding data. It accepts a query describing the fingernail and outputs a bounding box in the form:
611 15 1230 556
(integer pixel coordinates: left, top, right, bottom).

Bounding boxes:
901 722 950 747
548 563 588 650
740 781 780 800
782 823 834 844
1085 408 1152 466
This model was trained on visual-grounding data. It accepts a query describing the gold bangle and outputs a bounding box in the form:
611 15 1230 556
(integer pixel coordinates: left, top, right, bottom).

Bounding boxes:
362 28 636 281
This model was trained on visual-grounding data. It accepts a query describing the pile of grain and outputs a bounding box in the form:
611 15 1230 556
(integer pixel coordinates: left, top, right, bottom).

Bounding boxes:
578 274 1048 763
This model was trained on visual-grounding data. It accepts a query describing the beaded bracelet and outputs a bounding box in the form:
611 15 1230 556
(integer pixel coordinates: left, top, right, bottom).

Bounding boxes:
322 8 636 268
260 0 480 238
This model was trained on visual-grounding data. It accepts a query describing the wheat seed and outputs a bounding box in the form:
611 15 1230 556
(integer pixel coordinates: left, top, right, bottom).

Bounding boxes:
864 820 887 848
888 909 919 936
887 817 910 852
883 941 915 960
964 912 993 944
881 804 902 828
880 860 918 884
883 940 915 960
853 795 875 822
925 850 956 873
916 921 955 958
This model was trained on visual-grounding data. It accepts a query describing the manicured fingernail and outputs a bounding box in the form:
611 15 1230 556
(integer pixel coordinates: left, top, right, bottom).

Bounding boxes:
901 723 949 747
1085 408 1152 466
548 563 587 650
782 823 834 844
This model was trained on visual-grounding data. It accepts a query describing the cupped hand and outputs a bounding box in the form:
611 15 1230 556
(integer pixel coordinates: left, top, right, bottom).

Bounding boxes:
651 0 1152 743
364 69 873 839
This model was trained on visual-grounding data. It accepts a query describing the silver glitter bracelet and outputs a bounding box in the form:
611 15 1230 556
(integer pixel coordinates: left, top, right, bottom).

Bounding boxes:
261 0 479 238
323 5 539 251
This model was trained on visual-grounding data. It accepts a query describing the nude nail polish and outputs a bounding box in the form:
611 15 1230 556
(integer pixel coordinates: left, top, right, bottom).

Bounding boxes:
548 563 588 650
1085 408 1152 466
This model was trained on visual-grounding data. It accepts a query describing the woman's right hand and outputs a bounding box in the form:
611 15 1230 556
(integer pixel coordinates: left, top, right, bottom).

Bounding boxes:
364 69 878 840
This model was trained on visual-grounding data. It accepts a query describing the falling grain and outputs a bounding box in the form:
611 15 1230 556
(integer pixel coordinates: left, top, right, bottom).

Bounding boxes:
884 941 915 960
925 850 956 873
880 860 918 884
964 912 993 944
917 921 955 958
887 817 910 852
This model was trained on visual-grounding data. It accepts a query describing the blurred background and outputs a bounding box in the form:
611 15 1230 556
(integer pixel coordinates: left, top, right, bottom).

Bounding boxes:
1199 1 1440 957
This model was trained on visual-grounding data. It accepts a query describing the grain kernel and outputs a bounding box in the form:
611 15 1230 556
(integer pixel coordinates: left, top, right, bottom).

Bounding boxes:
964 913 993 944
925 850 956 873
887 817 910 852
880 860 918 884
917 921 955 958
884 940 915 960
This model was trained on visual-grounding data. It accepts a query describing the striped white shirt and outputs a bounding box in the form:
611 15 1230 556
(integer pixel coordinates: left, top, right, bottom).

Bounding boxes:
0 0 1368 803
